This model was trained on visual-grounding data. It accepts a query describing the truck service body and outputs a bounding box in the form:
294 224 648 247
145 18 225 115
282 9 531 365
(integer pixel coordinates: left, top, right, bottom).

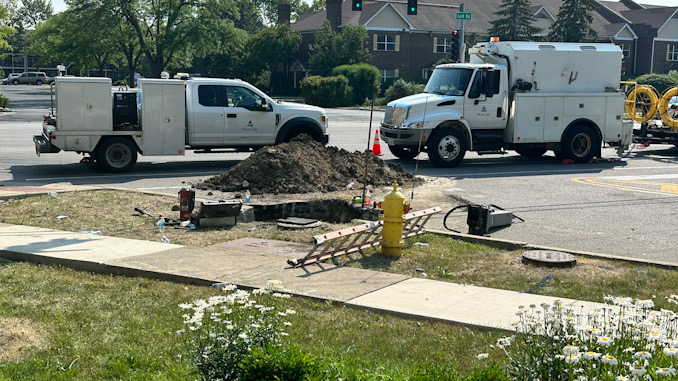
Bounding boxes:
34 77 329 172
380 40 633 167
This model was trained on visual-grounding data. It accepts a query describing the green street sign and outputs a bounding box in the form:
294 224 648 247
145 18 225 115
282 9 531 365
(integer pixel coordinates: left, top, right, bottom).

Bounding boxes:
456 12 471 20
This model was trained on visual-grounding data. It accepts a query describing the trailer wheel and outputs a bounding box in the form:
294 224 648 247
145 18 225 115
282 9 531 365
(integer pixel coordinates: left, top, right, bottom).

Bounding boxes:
388 145 420 160
427 127 467 167
515 146 547 158
561 125 599 163
95 137 137 172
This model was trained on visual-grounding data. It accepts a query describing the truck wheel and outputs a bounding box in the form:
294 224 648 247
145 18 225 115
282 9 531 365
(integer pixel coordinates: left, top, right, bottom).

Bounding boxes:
561 125 599 163
427 128 467 167
388 145 420 160
95 137 137 172
515 146 547 158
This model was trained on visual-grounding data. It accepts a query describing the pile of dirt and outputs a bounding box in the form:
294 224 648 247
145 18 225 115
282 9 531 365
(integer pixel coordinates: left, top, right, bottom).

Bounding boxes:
202 136 420 195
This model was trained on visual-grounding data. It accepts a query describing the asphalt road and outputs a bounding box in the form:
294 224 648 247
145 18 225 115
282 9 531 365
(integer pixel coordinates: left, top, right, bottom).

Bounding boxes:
2 84 678 264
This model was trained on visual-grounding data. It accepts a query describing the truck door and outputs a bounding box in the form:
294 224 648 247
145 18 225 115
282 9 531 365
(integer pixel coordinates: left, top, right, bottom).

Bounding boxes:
224 86 276 146
191 84 227 146
464 69 505 129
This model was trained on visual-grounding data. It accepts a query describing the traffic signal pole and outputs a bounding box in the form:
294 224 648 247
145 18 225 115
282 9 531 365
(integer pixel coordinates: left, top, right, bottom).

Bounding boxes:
459 3 465 63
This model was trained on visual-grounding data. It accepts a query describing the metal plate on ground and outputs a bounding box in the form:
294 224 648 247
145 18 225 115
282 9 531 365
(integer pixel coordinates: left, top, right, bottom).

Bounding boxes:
277 217 322 230
522 250 576 268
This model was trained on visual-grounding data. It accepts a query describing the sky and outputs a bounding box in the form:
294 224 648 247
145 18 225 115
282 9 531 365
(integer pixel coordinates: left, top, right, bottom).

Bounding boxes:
50 0 677 13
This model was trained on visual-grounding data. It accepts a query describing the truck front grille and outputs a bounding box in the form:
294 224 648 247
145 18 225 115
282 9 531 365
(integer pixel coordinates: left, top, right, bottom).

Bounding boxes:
383 106 408 127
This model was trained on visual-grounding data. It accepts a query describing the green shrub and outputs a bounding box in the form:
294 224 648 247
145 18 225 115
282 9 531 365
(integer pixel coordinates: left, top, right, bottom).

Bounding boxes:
384 78 425 103
301 75 352 107
332 63 381 105
238 345 318 381
0 95 8 108
633 73 677 93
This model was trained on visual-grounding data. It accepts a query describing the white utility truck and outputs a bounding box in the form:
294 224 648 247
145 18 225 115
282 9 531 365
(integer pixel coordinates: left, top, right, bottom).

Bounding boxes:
380 40 633 167
34 77 329 172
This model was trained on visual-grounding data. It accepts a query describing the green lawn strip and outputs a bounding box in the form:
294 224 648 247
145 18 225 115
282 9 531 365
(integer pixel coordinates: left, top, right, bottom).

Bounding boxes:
0 260 499 379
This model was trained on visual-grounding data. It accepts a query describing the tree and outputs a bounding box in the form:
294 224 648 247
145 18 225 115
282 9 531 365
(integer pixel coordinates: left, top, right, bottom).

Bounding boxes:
10 0 53 33
257 0 324 25
488 0 540 41
547 0 598 42
0 4 16 62
30 8 119 75
246 25 301 93
308 20 369 76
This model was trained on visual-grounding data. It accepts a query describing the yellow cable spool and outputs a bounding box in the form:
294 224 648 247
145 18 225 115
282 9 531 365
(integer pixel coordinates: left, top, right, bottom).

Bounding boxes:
658 86 678 129
625 85 659 123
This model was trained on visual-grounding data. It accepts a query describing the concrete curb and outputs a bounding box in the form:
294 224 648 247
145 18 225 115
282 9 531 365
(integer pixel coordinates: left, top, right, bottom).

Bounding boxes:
427 228 678 270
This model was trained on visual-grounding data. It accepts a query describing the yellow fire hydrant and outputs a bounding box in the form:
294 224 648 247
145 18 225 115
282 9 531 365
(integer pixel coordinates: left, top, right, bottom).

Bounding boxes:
379 182 408 258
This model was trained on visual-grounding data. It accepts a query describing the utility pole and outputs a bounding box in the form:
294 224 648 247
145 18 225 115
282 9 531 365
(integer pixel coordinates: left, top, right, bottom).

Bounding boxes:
459 3 465 63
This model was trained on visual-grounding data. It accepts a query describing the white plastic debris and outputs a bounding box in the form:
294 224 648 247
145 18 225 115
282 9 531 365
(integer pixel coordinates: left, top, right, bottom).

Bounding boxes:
413 242 429 246
81 230 101 235
47 191 57 197
56 215 68 220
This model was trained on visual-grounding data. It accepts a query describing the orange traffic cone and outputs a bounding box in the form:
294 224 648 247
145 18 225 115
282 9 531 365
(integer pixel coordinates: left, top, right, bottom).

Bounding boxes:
372 129 383 155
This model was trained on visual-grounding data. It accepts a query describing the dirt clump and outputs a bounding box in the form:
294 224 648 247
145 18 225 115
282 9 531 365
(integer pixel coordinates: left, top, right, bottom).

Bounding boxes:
202 135 420 195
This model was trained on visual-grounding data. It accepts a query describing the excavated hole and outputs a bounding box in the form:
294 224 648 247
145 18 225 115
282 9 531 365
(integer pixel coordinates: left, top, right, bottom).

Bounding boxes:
249 198 380 223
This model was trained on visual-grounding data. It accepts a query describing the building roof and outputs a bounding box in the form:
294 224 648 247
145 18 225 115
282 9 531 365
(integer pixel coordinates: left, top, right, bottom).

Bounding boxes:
292 0 677 39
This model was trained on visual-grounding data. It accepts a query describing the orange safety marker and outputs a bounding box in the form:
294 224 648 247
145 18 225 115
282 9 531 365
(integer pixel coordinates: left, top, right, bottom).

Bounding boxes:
372 129 383 155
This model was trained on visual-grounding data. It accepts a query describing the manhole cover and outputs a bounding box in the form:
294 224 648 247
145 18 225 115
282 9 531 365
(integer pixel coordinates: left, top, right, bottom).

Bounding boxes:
522 250 576 268
276 217 322 230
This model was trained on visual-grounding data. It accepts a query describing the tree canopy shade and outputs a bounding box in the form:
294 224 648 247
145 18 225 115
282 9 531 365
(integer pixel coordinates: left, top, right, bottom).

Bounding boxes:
488 0 541 41
547 0 598 42
10 0 52 33
309 21 369 76
257 0 325 25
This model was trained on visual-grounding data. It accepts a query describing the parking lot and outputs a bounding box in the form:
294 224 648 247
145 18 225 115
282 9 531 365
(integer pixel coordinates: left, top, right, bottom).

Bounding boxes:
2 85 678 264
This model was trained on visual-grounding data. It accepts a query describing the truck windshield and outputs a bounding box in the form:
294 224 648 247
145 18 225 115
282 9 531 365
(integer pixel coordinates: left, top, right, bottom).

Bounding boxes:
424 68 473 96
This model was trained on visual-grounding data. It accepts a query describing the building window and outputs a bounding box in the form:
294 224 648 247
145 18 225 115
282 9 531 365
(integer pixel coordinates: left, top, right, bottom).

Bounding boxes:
668 45 678 61
381 69 396 82
377 35 396 51
435 38 449 53
422 68 433 79
619 43 630 59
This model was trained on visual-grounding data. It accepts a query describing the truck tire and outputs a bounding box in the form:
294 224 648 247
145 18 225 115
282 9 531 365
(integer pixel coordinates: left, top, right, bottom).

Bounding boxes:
95 137 138 172
561 125 599 163
515 146 547 158
388 145 420 160
427 127 467 168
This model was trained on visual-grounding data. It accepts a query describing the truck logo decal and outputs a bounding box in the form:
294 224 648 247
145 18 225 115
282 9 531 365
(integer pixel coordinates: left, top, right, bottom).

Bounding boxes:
481 106 487 113
247 120 254 127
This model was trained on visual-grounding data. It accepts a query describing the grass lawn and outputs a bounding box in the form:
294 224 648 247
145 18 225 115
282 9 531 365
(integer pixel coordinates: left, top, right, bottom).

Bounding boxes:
0 190 676 378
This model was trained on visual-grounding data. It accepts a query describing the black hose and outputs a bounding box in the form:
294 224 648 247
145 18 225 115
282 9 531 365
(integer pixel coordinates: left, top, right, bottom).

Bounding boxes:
442 205 470 233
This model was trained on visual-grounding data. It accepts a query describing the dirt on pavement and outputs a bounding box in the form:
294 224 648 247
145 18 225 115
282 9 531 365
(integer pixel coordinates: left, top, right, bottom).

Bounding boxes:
199 136 421 195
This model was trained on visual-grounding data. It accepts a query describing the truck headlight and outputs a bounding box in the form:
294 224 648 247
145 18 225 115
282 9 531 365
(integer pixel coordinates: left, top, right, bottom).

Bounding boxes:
405 121 429 128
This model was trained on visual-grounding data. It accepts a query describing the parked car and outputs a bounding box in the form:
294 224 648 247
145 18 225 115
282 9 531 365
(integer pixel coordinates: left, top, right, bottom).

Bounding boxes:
12 72 48 85
2 73 23 85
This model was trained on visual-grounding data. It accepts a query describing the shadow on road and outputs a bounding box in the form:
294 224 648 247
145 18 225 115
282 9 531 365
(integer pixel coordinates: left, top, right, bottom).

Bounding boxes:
389 153 630 179
4 159 243 187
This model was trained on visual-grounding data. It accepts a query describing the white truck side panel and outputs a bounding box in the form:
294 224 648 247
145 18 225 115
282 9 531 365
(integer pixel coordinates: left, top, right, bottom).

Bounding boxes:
507 93 623 144
55 77 112 132
140 79 186 156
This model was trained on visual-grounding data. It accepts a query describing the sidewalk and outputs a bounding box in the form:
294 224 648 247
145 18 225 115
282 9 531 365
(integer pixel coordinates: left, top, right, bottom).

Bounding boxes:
0 223 606 331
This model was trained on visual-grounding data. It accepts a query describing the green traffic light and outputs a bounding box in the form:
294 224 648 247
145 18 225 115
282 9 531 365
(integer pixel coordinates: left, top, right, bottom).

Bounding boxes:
410 6 415 11
357 3 360 7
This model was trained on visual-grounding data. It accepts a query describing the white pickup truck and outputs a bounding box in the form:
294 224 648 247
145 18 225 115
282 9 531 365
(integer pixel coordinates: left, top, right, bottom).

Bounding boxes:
34 77 329 172
380 40 633 167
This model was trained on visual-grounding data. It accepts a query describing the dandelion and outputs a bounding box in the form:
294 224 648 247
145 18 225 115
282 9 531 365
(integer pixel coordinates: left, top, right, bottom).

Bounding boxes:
477 353 489 360
629 365 646 377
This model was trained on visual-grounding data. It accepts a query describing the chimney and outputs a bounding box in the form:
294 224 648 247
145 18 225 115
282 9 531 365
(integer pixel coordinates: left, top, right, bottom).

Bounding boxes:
326 0 342 32
278 1 291 26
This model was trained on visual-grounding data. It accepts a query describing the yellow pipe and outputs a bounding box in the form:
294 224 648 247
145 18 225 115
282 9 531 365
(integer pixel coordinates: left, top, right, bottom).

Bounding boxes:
659 86 678 129
380 182 405 258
